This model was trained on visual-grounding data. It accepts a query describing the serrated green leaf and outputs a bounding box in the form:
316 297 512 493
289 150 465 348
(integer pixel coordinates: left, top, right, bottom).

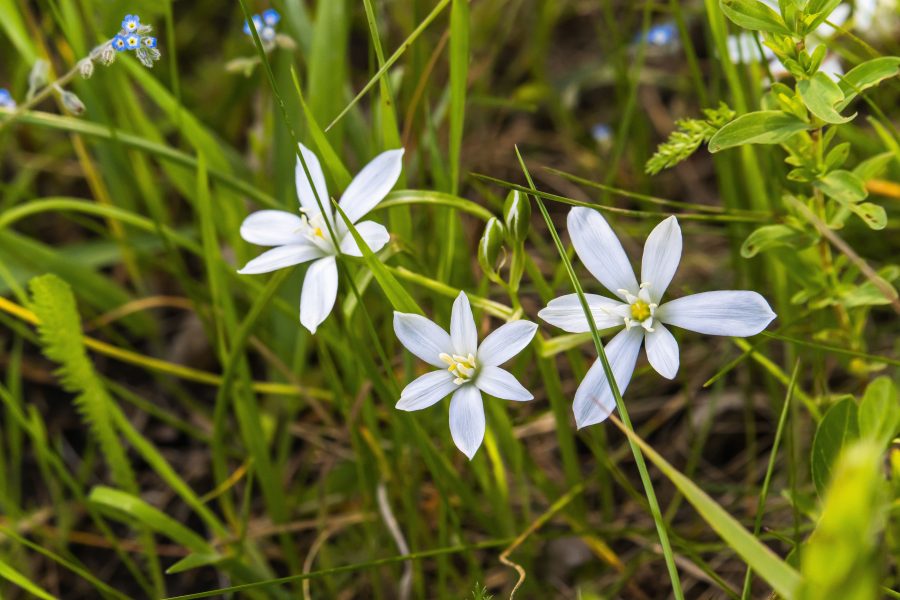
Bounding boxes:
708 111 811 152
811 398 860 496
798 72 855 124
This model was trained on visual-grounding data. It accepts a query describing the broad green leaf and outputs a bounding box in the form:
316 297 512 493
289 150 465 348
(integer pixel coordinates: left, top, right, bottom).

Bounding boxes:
0 557 57 600
837 57 900 110
858 377 900 448
811 398 859 496
708 111 810 152
798 72 855 124
804 0 845 32
852 152 894 182
799 442 885 600
615 421 803 598
848 202 887 230
719 0 793 34
741 224 814 257
813 170 867 204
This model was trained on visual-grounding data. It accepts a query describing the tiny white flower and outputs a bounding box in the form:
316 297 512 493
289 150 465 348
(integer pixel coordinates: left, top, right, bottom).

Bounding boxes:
394 292 538 459
539 208 776 429
239 144 404 334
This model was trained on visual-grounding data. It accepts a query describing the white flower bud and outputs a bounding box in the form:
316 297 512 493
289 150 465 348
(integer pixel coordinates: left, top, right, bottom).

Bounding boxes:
78 59 95 79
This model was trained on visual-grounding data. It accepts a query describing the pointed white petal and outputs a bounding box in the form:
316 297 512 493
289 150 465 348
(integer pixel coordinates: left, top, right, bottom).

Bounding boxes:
656 291 776 337
568 207 639 300
448 384 485 460
641 216 681 302
393 312 452 367
238 244 322 274
477 321 537 367
644 324 679 379
396 370 457 411
572 327 643 429
339 149 404 224
538 293 629 333
240 210 304 246
475 366 533 401
299 257 338 334
295 143 331 218
450 291 478 355
339 220 390 256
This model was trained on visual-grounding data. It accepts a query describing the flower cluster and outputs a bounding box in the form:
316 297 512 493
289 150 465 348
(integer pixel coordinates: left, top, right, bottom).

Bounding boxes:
244 9 281 45
237 145 777 459
82 14 160 75
0 88 15 110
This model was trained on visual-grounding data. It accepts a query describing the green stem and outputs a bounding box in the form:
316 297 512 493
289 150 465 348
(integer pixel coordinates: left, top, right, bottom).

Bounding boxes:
515 148 685 600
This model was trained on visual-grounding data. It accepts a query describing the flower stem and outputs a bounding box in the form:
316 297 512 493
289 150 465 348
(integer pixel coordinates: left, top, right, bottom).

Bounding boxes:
0 60 82 133
515 147 686 600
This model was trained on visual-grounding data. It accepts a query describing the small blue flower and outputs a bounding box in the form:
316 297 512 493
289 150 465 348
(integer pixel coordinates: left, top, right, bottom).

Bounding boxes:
591 123 613 144
261 26 277 42
262 9 280 26
113 35 128 52
142 36 157 49
122 14 141 33
125 34 141 50
0 88 15 109
642 22 678 47
243 14 263 35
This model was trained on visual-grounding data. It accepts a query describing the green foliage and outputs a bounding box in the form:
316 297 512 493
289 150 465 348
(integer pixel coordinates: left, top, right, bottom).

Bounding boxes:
858 377 900 448
812 398 860 496
799 441 886 600
470 582 493 600
28 274 136 494
645 103 735 174
708 111 811 152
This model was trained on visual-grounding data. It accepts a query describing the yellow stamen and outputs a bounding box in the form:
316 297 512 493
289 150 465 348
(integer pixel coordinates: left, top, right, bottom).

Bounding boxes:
630 300 651 322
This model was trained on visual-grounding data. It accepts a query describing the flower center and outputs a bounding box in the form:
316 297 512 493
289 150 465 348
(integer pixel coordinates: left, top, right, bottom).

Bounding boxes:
440 352 478 385
296 211 335 253
630 300 651 322
618 282 658 333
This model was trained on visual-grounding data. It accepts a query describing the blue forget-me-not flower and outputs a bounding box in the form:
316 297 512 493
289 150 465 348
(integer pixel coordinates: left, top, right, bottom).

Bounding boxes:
0 89 16 110
89 14 161 70
243 9 281 45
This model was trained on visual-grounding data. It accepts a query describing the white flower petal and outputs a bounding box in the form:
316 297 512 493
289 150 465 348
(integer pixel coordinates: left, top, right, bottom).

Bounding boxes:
295 143 331 219
448 384 485 459
240 210 304 246
299 257 339 334
477 320 538 366
568 207 639 300
450 291 478 356
396 370 457 411
339 220 390 256
644 324 679 379
339 149 404 224
475 366 532 401
538 293 628 333
238 244 322 274
393 312 452 368
656 290 776 337
572 327 643 429
641 216 681 302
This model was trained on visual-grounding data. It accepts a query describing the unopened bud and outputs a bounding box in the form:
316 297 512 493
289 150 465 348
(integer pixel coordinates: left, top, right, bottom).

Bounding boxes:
478 217 506 276
57 87 86 115
78 59 95 79
503 190 531 243
27 59 49 100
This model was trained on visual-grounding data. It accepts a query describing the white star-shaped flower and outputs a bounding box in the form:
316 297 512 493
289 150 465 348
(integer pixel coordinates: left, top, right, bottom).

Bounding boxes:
394 292 538 459
238 144 403 334
539 208 776 429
